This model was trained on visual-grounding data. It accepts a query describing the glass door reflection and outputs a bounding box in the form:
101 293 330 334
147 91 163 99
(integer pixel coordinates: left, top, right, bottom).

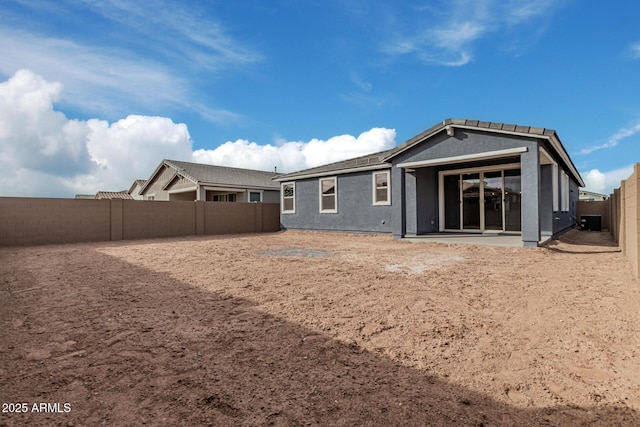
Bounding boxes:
462 173 481 229
483 171 503 230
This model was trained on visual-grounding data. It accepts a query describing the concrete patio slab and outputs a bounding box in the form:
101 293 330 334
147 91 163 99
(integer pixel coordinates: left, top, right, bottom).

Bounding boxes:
403 233 527 247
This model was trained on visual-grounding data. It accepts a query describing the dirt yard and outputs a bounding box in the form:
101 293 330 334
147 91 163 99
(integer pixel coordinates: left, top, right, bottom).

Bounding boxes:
1 229 639 426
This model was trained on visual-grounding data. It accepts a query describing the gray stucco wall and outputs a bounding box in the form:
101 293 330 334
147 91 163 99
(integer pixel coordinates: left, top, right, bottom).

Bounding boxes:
404 168 439 235
390 128 541 240
552 178 579 236
279 169 393 233
392 128 538 164
520 146 541 246
540 164 554 236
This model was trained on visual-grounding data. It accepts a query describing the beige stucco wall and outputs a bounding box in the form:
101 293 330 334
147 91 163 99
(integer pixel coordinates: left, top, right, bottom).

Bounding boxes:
0 198 280 246
140 165 176 200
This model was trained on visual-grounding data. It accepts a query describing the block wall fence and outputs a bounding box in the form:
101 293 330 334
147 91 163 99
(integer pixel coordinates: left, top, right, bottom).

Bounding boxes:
607 163 640 279
0 198 280 247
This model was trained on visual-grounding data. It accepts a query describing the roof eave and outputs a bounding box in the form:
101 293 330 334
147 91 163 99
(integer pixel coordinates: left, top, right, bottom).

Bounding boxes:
273 163 391 182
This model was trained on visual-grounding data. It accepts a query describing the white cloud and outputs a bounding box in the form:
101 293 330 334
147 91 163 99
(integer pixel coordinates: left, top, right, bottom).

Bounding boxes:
80 0 262 68
0 29 188 117
193 128 397 173
579 121 640 155
582 165 635 195
0 69 396 197
0 70 192 197
0 0 259 123
382 0 561 66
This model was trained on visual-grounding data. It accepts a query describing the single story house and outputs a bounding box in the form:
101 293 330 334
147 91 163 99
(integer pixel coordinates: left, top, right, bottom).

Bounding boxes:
139 159 280 203
128 179 147 200
274 118 585 247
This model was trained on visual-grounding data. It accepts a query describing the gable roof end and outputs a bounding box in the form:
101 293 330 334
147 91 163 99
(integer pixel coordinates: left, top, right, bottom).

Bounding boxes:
382 118 584 187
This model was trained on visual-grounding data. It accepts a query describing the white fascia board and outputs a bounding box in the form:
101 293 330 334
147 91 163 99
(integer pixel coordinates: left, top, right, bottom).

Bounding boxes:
539 147 557 165
167 186 198 194
273 164 390 182
201 183 278 191
547 135 585 187
396 147 528 169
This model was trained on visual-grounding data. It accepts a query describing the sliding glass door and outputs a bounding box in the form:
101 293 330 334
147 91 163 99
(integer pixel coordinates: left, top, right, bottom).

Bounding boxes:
483 171 503 230
462 173 481 229
441 168 521 232
504 169 522 231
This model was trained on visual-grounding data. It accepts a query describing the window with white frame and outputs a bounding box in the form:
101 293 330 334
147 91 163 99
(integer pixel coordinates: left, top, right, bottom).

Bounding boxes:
319 177 337 213
561 171 570 212
552 163 559 212
281 182 295 213
373 170 391 205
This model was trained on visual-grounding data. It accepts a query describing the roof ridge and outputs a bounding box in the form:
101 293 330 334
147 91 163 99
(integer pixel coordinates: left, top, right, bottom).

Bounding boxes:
164 159 278 175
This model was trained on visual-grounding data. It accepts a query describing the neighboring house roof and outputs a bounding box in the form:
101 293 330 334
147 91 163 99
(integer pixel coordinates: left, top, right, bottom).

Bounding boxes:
275 118 585 187
95 191 134 199
139 159 279 195
579 190 608 200
128 179 147 194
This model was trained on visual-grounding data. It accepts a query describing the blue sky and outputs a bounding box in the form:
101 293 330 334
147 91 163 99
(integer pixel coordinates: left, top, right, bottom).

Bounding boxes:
0 0 638 197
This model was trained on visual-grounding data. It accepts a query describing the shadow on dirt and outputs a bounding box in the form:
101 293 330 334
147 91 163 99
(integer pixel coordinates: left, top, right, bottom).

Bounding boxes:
544 229 621 254
1 244 637 426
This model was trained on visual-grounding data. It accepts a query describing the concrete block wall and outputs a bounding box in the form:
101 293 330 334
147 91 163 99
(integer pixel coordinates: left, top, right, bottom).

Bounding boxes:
0 198 280 246
622 164 639 278
610 163 640 279
204 203 256 235
261 203 282 232
0 198 111 246
577 200 610 230
122 200 196 240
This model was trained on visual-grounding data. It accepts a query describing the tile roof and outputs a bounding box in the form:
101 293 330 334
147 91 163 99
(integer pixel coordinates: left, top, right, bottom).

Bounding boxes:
275 118 583 186
164 160 279 189
95 191 134 199
381 118 557 161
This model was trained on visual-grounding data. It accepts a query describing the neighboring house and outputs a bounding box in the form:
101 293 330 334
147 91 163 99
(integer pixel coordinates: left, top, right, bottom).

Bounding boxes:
579 190 607 201
95 191 133 200
138 159 280 202
128 179 147 200
274 118 585 247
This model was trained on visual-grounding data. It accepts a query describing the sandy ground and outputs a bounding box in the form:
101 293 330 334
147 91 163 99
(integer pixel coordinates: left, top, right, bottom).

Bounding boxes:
1 229 639 426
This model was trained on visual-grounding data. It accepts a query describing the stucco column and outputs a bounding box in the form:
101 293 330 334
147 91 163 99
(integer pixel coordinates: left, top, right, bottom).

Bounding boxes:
391 166 406 239
520 147 541 246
